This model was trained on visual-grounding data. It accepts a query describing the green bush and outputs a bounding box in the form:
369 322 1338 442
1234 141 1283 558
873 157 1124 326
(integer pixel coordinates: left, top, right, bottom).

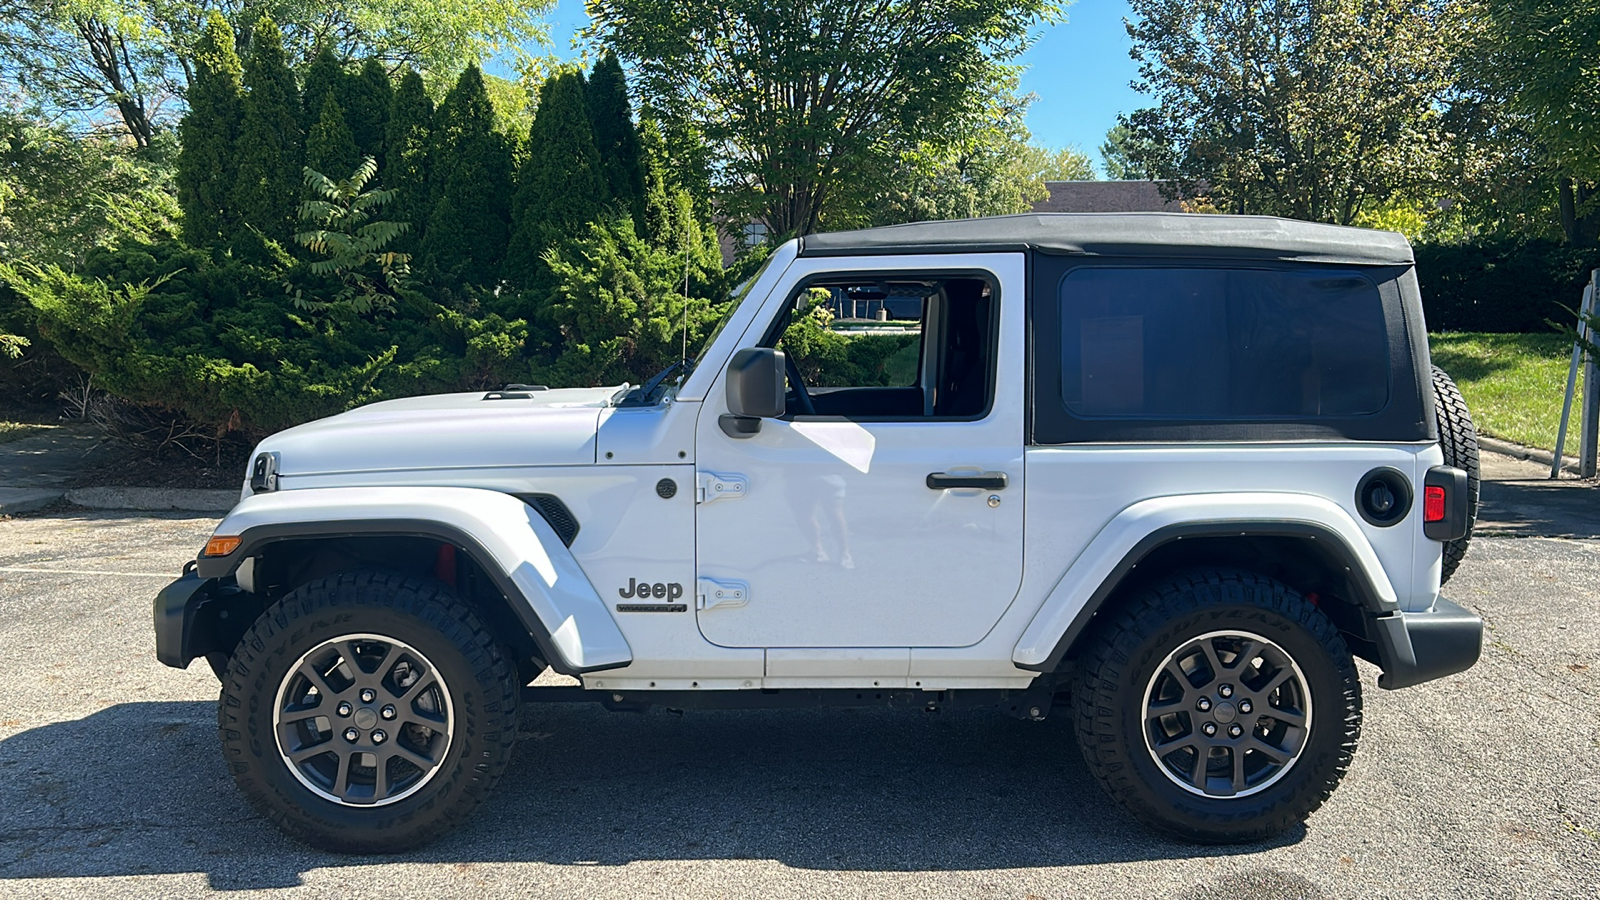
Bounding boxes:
2 237 534 439
1415 239 1600 332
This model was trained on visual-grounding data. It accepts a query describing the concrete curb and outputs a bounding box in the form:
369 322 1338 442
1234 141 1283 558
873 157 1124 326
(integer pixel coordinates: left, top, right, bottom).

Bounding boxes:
0 488 65 515
1477 435 1586 478
62 487 237 513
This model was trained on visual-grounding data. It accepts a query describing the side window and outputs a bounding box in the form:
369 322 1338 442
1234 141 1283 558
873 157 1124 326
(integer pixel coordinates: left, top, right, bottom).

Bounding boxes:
770 275 996 419
1059 267 1388 419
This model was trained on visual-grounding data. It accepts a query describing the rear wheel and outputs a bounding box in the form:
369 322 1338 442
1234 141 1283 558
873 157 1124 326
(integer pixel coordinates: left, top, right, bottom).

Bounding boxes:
219 571 519 853
1074 569 1361 843
1431 365 1479 584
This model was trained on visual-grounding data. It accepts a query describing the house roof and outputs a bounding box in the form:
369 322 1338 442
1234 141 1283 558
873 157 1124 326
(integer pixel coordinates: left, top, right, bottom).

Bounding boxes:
1033 180 1185 214
797 212 1414 267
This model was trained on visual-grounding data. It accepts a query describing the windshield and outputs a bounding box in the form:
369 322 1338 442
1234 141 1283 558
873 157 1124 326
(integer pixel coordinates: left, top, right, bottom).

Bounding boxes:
695 253 779 365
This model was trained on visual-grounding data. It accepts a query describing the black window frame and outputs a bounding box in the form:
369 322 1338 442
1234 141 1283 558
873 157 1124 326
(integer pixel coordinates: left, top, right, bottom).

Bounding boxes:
1028 255 1432 444
757 268 1003 424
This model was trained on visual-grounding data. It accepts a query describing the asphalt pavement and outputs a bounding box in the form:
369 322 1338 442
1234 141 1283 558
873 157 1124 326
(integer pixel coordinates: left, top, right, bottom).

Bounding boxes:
1 458 1598 898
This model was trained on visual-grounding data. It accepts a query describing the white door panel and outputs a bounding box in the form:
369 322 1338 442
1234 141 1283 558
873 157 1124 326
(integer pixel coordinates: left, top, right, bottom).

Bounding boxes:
695 253 1026 649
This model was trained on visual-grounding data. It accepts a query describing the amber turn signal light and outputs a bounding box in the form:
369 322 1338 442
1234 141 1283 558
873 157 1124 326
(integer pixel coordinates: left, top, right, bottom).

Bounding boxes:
204 535 242 557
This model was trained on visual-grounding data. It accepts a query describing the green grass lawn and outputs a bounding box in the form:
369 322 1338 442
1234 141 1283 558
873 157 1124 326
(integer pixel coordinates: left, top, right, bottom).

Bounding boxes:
1429 332 1581 452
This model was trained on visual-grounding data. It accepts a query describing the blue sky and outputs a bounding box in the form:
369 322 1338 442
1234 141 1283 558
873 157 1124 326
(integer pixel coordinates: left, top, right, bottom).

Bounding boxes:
533 0 1144 172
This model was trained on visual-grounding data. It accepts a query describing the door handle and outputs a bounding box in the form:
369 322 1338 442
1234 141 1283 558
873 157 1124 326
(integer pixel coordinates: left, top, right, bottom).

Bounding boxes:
926 471 1008 490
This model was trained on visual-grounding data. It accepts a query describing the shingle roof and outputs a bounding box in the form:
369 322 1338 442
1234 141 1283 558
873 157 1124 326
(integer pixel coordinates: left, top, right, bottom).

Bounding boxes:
798 212 1414 266
1032 180 1185 214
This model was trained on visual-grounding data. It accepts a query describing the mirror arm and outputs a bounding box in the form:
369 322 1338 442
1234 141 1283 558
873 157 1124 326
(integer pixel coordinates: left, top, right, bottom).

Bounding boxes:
719 414 762 438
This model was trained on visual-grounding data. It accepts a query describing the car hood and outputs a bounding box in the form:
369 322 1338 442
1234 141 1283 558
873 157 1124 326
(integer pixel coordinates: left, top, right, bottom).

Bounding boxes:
256 387 622 478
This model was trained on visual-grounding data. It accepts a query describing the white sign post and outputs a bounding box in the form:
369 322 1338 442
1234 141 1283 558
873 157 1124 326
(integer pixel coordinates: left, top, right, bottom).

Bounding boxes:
1555 269 1600 478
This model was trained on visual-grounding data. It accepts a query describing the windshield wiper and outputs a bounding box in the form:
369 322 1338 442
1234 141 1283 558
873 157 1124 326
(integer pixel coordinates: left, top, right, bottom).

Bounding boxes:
618 358 691 407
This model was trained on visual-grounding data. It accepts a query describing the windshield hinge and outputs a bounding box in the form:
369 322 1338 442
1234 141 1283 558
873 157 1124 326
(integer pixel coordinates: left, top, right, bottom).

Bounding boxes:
696 472 747 504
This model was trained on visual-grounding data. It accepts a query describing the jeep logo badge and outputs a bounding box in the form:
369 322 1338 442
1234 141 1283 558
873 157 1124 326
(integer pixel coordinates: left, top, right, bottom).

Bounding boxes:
619 578 683 601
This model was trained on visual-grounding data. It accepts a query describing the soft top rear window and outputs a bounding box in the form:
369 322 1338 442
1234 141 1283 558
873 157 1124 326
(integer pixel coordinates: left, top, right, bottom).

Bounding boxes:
1059 266 1389 420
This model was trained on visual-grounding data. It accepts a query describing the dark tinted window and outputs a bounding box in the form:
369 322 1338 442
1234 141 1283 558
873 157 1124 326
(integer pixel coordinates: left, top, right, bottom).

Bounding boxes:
1059 267 1388 418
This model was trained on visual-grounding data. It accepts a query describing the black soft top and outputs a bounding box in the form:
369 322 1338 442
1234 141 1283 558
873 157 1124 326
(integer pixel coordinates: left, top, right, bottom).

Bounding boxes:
799 213 1414 267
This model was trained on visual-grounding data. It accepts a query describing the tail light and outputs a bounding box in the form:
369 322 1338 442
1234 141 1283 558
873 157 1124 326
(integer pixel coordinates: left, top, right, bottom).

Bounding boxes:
1423 466 1469 541
1424 485 1447 523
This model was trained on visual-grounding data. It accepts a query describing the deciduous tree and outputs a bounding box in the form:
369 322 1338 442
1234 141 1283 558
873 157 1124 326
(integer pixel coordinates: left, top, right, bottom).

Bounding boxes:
0 0 553 146
589 0 1060 237
1121 0 1459 224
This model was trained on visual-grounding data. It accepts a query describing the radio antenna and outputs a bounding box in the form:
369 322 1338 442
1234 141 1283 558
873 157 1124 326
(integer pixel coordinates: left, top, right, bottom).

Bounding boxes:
679 228 691 381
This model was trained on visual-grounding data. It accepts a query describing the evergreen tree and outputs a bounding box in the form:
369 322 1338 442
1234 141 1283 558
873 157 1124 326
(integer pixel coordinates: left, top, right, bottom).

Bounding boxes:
306 92 359 178
233 17 303 245
176 11 243 246
505 71 607 291
640 118 722 270
587 51 646 228
345 58 393 160
420 64 513 290
301 45 344 131
384 68 434 253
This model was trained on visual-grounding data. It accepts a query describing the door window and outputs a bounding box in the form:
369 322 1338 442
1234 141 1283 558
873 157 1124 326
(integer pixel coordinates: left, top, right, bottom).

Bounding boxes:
769 275 997 420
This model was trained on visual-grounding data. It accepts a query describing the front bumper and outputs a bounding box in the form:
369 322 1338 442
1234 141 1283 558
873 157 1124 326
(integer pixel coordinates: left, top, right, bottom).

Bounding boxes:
154 563 216 668
153 563 252 670
1372 596 1483 690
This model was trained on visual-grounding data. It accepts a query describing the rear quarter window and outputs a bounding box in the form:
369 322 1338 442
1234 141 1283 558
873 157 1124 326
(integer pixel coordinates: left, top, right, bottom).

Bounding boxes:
1059 267 1389 419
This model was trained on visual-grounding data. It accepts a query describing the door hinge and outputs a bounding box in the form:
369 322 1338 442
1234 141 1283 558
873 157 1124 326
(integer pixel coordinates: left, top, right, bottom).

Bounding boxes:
696 472 748 504
697 578 749 610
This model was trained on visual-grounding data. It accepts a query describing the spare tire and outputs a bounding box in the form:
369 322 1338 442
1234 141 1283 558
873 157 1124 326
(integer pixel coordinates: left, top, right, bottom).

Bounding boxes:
1431 365 1479 584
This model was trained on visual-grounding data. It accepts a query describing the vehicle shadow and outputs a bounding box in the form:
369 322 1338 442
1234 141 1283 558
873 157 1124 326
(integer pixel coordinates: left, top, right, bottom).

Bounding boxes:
0 700 1295 889
1477 476 1600 539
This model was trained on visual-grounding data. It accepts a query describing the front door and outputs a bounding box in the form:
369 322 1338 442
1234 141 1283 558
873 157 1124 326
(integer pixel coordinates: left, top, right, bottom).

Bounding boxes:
694 254 1025 648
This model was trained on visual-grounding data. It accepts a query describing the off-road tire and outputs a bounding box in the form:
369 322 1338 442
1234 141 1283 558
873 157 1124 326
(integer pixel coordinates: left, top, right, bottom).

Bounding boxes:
1431 366 1479 584
1074 569 1361 844
218 571 520 853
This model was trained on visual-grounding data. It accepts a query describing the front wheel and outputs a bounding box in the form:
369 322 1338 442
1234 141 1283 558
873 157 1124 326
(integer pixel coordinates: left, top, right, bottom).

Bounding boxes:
218 572 520 853
1074 569 1361 843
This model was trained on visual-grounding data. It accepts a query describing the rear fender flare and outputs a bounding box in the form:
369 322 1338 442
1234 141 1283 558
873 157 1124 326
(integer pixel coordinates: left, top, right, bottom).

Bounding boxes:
196 487 632 674
1012 492 1398 672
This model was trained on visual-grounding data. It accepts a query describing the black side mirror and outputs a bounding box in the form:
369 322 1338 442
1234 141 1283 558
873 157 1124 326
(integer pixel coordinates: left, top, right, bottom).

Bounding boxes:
721 347 785 437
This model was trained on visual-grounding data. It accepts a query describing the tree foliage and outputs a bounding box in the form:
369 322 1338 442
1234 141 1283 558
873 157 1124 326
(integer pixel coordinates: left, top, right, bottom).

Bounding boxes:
1100 123 1154 180
175 12 242 247
291 157 412 315
543 215 730 387
420 64 512 290
0 0 553 146
590 0 1061 237
1121 0 1459 225
305 93 360 187
506 70 607 292
383 68 433 254
0 110 177 266
1461 1 1600 243
587 50 647 229
232 18 303 246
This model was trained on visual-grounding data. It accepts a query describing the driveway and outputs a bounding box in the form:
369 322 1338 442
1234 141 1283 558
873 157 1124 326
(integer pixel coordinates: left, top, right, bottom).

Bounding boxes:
1 460 1597 898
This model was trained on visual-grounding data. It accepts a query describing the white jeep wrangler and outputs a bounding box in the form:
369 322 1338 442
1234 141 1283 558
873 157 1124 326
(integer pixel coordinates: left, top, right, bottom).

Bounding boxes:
155 213 1483 851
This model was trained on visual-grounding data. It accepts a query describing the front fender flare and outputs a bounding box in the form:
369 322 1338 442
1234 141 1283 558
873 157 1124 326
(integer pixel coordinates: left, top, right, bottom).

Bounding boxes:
196 487 632 674
1012 492 1398 672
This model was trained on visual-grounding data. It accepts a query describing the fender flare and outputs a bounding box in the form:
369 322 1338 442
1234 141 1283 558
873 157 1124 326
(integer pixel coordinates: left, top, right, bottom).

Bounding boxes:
196 487 632 674
1012 493 1399 673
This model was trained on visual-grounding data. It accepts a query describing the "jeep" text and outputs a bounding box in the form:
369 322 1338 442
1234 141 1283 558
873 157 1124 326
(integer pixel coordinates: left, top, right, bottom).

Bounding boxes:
619 578 683 600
